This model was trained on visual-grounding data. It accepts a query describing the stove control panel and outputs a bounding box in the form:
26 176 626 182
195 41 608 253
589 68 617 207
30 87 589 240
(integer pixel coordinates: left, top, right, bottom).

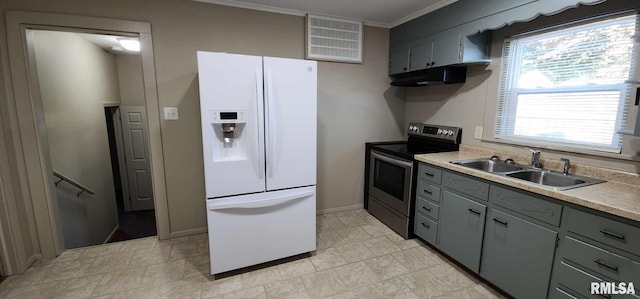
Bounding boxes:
407 123 462 143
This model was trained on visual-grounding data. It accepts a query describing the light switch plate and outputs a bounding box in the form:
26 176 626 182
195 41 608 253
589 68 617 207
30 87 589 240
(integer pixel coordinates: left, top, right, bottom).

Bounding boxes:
474 126 483 139
164 107 179 120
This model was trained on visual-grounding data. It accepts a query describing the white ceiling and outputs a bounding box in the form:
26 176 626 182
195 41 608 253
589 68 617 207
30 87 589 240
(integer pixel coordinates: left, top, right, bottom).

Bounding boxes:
76 33 140 56
194 0 458 28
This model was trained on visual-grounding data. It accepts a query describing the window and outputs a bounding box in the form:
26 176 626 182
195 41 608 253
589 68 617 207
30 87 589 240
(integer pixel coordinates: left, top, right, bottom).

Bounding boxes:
495 14 638 153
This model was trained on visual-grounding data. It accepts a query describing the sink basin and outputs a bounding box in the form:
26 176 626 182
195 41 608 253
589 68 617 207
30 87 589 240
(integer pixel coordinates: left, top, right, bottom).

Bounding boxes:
505 170 605 190
451 159 524 173
450 158 606 190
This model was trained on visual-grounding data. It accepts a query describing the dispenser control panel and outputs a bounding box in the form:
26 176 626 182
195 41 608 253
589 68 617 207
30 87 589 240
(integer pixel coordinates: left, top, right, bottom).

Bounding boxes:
211 111 247 124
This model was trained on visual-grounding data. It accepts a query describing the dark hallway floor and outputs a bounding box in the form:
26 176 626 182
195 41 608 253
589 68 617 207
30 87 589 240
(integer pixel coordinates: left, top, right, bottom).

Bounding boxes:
108 193 157 243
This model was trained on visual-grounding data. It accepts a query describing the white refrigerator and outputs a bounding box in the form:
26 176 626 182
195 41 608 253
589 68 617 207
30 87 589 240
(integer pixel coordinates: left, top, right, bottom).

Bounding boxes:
197 52 317 275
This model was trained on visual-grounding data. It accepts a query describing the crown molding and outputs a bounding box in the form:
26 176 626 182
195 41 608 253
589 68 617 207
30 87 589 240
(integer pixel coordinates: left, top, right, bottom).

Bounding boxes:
193 0 458 29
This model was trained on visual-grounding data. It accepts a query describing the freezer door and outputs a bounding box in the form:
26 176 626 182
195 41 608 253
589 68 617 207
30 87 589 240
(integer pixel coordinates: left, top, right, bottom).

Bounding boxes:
263 57 317 191
197 52 266 198
207 186 316 274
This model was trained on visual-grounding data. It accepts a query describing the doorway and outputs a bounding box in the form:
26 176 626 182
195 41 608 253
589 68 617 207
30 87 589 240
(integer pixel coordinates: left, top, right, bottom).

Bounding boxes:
31 29 157 249
4 11 170 261
105 106 157 242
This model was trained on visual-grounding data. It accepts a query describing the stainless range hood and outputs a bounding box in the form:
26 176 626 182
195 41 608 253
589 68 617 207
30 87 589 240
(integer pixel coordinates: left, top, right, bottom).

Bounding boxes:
390 66 467 87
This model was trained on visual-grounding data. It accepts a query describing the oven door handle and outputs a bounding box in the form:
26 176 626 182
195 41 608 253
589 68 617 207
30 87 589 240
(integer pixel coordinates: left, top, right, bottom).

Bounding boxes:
371 151 413 168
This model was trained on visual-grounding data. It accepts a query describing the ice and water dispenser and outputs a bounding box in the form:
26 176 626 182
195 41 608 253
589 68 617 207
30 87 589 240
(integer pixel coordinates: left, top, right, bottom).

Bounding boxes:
211 111 248 161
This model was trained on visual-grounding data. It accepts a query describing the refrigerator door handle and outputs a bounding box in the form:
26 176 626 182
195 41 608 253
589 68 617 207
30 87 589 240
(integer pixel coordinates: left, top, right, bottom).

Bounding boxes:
208 189 314 210
254 68 264 179
265 69 277 178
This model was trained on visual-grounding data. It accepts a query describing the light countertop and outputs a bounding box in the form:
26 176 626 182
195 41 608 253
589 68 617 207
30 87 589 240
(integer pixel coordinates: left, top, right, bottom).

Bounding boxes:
414 148 640 223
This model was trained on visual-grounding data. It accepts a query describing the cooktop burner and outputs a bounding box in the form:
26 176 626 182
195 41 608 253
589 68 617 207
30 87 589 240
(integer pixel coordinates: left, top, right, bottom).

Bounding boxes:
367 123 462 160
369 142 445 160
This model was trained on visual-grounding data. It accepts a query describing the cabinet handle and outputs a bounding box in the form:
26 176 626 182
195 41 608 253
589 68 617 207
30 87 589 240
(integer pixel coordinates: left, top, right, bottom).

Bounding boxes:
635 86 639 106
594 259 619 272
600 229 625 240
468 209 481 215
423 189 433 195
420 222 430 229
403 67 407 71
492 218 508 226
424 172 434 177
430 61 435 67
422 206 431 212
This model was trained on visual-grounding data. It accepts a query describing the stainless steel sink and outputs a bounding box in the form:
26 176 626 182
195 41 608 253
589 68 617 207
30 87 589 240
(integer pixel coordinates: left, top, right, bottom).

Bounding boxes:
451 159 524 173
450 158 606 190
505 170 605 190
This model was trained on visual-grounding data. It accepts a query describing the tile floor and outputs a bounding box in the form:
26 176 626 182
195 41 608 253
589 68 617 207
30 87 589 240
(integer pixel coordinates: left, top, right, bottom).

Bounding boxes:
0 209 507 298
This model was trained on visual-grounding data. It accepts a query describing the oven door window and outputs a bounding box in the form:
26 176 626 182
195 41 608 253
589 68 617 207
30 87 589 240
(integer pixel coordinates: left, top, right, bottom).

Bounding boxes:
373 159 406 201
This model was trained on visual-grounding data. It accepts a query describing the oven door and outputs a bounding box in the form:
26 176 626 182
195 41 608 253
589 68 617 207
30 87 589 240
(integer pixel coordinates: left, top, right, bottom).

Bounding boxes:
369 150 413 216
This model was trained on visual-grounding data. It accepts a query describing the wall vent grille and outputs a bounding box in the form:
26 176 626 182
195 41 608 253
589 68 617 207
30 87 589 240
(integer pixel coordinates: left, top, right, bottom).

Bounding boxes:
306 14 363 63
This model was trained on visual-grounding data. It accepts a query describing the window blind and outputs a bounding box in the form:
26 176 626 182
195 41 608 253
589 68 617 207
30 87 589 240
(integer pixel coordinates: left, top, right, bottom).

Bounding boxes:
495 13 638 153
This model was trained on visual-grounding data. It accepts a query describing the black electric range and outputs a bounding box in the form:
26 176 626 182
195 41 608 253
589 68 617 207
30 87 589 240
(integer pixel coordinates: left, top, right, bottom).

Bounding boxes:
364 123 462 238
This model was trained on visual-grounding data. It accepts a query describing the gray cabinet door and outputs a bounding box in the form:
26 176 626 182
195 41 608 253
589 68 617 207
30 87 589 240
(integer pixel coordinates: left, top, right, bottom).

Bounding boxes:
389 49 410 75
438 190 486 273
409 43 433 71
480 208 557 299
431 34 462 67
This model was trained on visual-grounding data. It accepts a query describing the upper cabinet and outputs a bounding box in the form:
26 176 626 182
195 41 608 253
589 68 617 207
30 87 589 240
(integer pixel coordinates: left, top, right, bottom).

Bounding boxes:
389 49 411 75
413 34 462 70
389 0 606 76
391 0 538 46
389 32 492 75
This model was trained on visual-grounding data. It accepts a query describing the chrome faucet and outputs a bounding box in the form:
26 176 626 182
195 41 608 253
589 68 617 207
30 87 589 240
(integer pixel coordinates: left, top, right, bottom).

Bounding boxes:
561 158 571 175
525 147 543 168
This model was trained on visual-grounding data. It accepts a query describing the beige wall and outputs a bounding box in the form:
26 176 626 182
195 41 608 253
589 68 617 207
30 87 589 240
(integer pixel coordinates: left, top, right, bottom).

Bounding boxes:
318 28 405 211
0 0 403 235
405 0 640 174
116 54 145 106
32 30 119 248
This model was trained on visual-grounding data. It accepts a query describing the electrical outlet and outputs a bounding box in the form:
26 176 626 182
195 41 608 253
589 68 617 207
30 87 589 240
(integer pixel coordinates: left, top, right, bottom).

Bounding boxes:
164 107 179 120
474 126 483 139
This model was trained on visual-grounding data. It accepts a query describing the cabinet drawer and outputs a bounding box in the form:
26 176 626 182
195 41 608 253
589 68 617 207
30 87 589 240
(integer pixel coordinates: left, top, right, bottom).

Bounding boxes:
566 208 640 255
414 212 437 245
555 260 604 299
554 260 640 299
416 180 440 203
563 236 640 284
416 197 439 220
442 171 489 201
490 186 562 226
418 163 442 184
553 287 579 299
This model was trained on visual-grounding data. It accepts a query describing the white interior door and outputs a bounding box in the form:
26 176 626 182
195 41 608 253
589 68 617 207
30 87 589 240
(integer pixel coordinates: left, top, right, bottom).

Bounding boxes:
263 57 317 191
119 106 155 211
197 52 265 198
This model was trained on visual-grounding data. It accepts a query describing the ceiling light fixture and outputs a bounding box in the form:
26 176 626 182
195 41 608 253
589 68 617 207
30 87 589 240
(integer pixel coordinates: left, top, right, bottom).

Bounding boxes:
118 39 140 52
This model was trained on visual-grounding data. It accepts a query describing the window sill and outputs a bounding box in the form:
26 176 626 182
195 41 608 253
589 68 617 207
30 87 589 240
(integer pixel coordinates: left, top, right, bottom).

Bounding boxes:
480 137 640 162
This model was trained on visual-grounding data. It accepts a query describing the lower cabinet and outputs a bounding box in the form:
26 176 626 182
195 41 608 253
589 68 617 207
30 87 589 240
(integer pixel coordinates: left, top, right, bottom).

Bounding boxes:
437 190 486 273
414 163 639 299
480 208 558 299
414 212 438 245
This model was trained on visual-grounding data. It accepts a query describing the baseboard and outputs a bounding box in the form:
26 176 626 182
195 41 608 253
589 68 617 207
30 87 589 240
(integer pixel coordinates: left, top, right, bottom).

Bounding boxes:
317 204 364 215
104 225 119 244
20 254 40 273
168 227 208 239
